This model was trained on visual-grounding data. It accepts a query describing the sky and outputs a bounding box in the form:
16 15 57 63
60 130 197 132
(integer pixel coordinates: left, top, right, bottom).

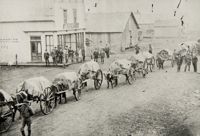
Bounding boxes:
85 0 200 31
0 0 199 31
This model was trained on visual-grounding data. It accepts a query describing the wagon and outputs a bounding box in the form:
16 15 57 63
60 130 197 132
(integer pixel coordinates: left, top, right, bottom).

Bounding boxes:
78 60 103 90
130 54 148 78
108 59 135 85
0 89 14 133
52 72 81 106
156 49 174 68
16 76 55 115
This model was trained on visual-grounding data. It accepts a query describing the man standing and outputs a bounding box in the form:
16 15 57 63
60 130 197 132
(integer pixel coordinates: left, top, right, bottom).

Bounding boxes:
64 46 69 64
184 53 192 72
100 49 105 64
135 44 140 54
19 98 34 136
51 47 57 65
149 44 153 54
105 44 110 58
44 50 49 66
82 49 86 62
59 49 63 63
93 49 99 62
192 54 198 72
177 54 183 72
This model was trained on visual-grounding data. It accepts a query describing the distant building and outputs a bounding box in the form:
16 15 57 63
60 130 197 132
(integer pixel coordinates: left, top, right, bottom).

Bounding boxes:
154 19 182 38
85 12 139 53
0 0 86 64
134 13 155 41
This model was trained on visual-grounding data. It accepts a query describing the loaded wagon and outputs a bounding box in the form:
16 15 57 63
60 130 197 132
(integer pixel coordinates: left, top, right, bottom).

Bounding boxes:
130 54 148 78
52 72 81 107
156 49 174 69
16 77 55 115
0 89 14 133
107 59 135 87
78 60 103 90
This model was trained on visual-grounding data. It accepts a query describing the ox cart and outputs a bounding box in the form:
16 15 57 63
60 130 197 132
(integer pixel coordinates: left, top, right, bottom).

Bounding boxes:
107 59 135 86
78 61 103 90
0 89 14 133
130 54 148 78
16 77 55 115
52 72 81 107
156 49 174 69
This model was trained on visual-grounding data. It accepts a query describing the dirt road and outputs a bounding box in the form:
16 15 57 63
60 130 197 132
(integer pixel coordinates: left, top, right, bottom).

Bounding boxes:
1 53 200 136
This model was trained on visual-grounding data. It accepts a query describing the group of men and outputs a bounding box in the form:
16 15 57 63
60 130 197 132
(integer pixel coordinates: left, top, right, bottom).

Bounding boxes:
44 47 86 66
134 43 198 73
92 47 110 64
176 47 198 72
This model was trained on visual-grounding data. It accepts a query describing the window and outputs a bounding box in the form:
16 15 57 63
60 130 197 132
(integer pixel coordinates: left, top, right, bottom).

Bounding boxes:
57 35 64 49
73 9 77 23
63 9 67 24
45 35 54 52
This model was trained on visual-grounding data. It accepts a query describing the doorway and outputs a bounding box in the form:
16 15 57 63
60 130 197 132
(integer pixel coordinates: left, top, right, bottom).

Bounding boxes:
30 36 42 62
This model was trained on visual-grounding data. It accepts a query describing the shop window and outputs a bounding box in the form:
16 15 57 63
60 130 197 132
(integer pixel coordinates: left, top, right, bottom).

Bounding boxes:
57 35 64 49
45 35 54 53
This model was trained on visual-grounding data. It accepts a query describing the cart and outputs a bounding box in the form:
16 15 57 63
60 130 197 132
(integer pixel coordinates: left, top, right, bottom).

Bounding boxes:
131 54 148 78
78 60 103 90
16 76 55 115
52 72 81 106
0 89 14 133
156 49 174 68
109 59 135 85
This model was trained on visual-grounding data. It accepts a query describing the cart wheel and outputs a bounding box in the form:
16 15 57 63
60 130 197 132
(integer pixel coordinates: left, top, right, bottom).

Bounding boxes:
94 70 103 90
74 89 81 101
40 88 55 115
0 105 13 133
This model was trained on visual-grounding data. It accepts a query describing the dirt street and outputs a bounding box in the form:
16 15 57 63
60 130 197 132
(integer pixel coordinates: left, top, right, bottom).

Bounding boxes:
1 53 200 136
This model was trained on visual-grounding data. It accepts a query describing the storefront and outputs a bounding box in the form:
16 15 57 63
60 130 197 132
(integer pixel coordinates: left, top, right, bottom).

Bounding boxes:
0 0 86 64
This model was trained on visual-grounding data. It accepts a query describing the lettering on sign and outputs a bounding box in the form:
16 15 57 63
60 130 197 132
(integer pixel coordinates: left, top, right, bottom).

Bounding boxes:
63 23 79 30
0 38 19 43
0 38 19 49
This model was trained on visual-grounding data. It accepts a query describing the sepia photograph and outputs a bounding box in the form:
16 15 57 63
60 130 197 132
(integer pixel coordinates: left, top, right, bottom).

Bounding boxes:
0 0 200 135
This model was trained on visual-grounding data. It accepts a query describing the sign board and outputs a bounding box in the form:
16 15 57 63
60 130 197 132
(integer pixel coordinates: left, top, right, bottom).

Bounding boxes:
63 23 79 30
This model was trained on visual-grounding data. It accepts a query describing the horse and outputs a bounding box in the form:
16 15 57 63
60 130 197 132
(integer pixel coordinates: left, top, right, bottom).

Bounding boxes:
49 83 67 107
103 71 118 89
156 57 165 69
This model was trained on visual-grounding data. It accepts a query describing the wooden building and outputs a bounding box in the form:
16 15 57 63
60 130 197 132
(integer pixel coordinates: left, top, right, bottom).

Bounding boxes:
0 0 86 64
85 12 139 53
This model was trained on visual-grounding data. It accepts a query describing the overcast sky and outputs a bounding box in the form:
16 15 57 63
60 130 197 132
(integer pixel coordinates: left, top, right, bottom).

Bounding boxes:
85 0 200 31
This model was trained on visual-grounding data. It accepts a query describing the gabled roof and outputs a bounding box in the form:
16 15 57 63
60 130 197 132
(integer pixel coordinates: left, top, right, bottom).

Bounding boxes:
86 12 139 33
134 14 155 25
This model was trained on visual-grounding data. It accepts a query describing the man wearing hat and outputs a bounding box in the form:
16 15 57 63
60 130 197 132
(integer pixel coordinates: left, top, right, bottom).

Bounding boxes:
19 97 34 136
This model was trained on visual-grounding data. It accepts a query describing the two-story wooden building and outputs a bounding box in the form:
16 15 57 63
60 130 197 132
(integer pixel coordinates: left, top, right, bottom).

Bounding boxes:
0 0 86 64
